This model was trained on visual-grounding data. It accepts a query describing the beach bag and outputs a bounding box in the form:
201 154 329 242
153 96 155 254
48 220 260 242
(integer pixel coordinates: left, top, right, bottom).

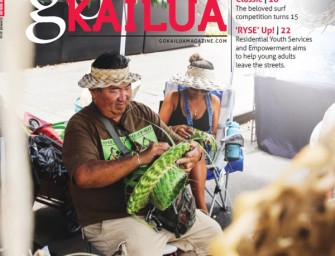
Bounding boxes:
147 186 196 238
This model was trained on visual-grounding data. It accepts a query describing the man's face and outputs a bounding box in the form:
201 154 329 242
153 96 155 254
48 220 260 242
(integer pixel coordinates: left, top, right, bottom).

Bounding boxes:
91 83 132 120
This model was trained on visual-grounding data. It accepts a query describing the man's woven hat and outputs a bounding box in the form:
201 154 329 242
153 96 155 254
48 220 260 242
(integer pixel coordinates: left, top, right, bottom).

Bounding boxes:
78 66 141 89
170 53 223 91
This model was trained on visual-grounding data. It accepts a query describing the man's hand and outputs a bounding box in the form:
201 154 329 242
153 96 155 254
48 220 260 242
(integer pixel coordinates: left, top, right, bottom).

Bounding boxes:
175 141 202 174
172 125 194 139
138 142 170 165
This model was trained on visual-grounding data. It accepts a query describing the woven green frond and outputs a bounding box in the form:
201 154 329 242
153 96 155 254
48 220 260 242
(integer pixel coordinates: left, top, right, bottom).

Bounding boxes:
124 166 147 194
127 142 190 214
150 165 186 210
190 128 217 156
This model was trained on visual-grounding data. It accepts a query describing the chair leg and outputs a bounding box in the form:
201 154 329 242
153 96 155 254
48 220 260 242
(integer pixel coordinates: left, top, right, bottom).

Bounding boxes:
206 186 217 217
215 171 227 210
206 170 229 216
222 172 229 210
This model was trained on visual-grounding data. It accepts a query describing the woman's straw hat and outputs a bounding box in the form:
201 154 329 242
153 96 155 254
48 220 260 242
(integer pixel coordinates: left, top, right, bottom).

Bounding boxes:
170 53 223 91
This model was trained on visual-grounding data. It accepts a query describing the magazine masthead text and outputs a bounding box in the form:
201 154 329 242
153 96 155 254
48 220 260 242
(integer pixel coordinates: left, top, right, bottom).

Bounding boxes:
26 0 227 44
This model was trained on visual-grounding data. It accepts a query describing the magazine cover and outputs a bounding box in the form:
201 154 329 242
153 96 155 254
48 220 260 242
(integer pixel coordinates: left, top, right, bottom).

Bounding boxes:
0 0 334 255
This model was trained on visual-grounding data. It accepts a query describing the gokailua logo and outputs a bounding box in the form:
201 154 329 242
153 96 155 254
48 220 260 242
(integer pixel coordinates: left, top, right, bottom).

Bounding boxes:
26 0 227 44
26 0 66 44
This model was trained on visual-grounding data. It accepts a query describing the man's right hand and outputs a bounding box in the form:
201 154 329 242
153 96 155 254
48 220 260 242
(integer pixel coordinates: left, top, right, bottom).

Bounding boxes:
138 142 170 165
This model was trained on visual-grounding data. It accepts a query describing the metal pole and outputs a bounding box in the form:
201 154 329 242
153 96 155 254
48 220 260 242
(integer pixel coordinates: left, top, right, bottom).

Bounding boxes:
120 0 127 55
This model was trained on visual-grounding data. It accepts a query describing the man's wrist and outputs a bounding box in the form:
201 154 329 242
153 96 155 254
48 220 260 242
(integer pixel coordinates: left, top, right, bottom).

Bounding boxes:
136 152 141 166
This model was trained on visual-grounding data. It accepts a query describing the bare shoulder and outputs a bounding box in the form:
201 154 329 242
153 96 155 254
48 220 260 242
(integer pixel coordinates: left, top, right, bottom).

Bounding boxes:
164 90 179 103
210 93 221 106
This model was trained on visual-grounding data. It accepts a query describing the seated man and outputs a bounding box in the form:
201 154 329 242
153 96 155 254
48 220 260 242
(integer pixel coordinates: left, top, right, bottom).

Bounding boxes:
62 51 221 256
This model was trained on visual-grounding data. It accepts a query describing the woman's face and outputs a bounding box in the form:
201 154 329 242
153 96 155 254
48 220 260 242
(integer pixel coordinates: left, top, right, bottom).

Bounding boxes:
188 87 208 96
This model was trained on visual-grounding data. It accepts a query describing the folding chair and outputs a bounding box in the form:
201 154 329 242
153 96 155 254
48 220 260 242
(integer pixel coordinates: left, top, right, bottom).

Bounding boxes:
162 82 244 217
205 126 244 216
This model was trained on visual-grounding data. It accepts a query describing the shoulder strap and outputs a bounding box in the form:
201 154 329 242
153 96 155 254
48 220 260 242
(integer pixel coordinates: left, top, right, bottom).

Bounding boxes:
182 90 193 126
97 113 131 156
205 93 213 134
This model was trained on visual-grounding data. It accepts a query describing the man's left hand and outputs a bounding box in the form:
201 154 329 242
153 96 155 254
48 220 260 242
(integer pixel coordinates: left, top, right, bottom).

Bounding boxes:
175 141 202 174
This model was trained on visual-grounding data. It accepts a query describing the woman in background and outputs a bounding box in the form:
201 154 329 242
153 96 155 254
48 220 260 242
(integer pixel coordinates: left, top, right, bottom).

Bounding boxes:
159 53 222 139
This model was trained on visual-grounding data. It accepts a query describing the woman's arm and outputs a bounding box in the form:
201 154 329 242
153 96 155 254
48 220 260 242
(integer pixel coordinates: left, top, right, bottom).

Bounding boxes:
159 91 177 124
211 94 221 137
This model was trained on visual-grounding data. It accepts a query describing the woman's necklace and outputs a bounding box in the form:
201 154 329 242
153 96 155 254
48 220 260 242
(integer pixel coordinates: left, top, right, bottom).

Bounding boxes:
188 101 198 117
187 91 204 118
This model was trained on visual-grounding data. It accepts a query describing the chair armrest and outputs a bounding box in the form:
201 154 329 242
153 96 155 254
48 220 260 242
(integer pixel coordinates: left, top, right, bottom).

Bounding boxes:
221 134 244 147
